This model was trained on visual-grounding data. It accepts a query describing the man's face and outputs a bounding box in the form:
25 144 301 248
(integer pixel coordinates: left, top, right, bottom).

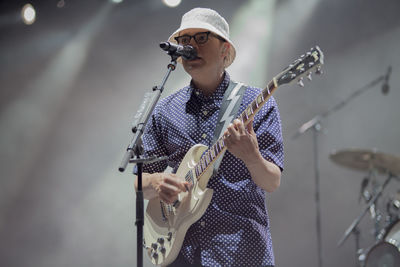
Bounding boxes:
178 29 228 78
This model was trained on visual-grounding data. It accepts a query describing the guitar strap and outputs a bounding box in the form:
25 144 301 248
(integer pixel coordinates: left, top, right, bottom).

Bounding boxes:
211 80 247 177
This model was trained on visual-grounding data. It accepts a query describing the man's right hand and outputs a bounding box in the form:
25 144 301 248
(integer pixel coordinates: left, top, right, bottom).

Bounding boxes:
136 173 191 203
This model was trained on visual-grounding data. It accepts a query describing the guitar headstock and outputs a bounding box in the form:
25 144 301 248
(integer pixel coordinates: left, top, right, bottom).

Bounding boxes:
276 46 324 87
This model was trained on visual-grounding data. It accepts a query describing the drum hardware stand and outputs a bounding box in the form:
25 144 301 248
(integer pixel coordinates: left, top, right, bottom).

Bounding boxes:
292 69 389 267
370 170 385 240
118 52 179 267
361 169 384 240
337 173 395 266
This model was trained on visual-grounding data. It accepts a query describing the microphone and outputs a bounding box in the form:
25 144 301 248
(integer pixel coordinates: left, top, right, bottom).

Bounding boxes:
382 66 392 95
159 42 197 60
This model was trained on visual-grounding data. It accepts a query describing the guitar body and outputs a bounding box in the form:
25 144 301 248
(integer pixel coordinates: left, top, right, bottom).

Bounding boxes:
144 144 214 266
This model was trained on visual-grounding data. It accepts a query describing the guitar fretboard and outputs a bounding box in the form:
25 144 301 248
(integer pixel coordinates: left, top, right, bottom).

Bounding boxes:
193 79 278 180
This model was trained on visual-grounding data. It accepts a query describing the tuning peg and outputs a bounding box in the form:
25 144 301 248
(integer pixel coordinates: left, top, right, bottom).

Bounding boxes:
308 62 315 68
307 72 312 81
315 66 323 75
297 77 304 87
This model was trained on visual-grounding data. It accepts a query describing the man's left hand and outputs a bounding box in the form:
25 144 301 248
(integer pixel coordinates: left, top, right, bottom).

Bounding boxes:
223 119 262 165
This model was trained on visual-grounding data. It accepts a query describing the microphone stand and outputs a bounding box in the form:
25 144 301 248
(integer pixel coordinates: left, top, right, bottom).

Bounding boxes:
291 72 386 267
119 52 179 267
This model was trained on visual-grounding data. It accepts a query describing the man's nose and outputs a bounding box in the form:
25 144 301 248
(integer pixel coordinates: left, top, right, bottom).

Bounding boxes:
189 37 199 48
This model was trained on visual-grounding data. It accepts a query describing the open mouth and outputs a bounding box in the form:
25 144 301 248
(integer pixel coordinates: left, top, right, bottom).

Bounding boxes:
182 55 202 62
189 56 201 60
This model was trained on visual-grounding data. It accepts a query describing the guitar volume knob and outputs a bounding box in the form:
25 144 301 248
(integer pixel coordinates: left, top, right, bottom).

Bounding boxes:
159 246 166 254
151 251 159 259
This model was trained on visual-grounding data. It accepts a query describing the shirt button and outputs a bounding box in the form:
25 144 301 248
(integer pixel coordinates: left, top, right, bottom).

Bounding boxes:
201 133 207 139
200 221 205 227
202 110 208 116
195 91 200 95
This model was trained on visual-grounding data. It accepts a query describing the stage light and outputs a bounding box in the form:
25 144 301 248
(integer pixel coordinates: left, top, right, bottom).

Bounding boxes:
21 3 36 25
111 0 123 4
162 0 181 8
57 0 65 8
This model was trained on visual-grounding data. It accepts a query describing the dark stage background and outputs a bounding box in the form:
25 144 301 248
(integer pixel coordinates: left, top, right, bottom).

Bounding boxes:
1 0 400 266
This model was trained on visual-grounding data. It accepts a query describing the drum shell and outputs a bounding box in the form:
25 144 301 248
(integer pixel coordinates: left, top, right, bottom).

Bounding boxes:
365 220 400 267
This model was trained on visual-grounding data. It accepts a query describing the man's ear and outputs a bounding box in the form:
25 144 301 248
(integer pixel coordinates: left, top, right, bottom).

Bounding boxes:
222 42 230 55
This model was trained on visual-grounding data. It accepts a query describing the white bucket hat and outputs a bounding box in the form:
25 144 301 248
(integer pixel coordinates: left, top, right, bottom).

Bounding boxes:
168 7 236 68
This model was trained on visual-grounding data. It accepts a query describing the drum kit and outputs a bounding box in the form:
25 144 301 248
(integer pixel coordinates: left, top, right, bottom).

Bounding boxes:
330 148 400 267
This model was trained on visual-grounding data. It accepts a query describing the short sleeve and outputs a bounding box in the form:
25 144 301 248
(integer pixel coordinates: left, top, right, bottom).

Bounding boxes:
253 96 284 172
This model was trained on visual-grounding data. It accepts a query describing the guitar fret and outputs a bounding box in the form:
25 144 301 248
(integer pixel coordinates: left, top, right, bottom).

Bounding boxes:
263 83 272 99
239 112 246 122
201 158 206 171
251 101 258 113
257 94 264 105
246 106 253 118
212 144 217 155
197 164 202 176
220 138 225 149
216 139 221 152
268 82 275 96
210 145 216 159
204 154 209 166
207 151 212 163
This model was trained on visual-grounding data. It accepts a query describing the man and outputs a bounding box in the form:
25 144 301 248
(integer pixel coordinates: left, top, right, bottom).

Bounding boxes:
135 7 284 267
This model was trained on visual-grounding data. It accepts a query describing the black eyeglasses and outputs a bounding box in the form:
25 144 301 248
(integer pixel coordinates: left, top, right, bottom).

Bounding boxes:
174 31 225 46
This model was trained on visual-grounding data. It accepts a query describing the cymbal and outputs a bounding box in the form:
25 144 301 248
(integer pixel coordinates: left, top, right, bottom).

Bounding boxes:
330 148 400 175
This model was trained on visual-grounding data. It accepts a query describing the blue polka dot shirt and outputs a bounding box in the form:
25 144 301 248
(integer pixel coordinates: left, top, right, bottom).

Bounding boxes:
140 72 284 266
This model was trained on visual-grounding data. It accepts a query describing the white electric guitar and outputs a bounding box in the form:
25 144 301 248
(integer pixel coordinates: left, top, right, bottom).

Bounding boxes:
143 46 324 266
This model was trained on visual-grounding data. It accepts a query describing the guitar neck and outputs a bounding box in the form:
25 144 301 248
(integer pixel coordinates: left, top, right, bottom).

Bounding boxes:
193 78 278 179
192 45 325 180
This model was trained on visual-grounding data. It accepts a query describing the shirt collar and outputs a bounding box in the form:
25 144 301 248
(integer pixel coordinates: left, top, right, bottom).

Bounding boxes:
187 72 231 103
